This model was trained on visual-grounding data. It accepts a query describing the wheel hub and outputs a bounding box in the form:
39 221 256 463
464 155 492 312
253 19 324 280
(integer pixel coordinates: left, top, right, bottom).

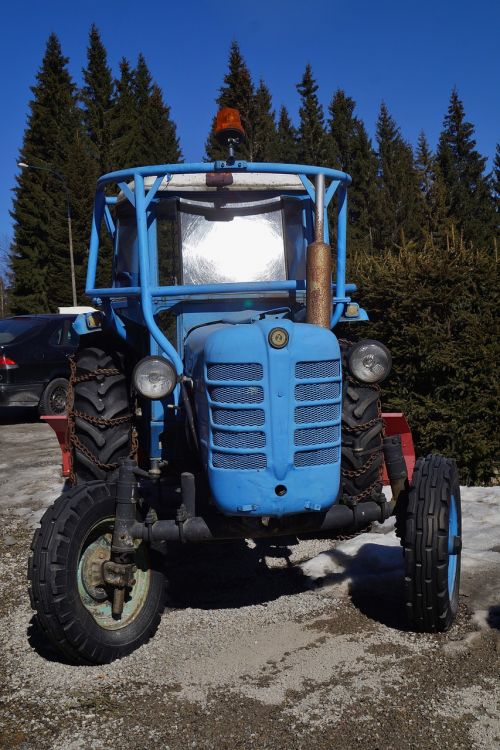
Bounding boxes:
80 534 111 601
77 520 151 630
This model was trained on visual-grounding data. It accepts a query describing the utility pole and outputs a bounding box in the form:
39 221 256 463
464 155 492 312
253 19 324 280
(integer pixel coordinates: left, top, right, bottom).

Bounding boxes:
18 161 77 306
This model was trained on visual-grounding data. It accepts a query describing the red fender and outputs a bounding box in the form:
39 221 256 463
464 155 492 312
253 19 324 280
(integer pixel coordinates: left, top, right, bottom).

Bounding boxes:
41 415 71 478
382 412 415 484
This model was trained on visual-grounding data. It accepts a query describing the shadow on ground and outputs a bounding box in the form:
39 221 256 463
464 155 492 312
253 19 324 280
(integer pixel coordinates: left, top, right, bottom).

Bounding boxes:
28 538 410 664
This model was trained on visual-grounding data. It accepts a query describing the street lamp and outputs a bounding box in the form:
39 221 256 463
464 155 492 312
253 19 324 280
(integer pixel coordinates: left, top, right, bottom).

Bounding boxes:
18 161 77 307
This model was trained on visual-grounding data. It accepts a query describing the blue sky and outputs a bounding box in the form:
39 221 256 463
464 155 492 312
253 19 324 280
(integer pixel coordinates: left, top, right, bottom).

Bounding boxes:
0 0 498 242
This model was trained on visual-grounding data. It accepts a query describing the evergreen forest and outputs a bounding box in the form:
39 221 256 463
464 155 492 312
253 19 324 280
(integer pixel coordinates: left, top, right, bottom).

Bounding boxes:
4 34 499 484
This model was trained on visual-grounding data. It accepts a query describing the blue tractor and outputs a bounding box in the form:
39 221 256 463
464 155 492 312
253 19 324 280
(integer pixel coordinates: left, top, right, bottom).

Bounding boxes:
29 109 462 664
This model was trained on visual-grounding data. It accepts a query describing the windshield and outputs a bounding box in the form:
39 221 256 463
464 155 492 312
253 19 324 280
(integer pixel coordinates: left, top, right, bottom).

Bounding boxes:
0 318 44 345
179 198 286 285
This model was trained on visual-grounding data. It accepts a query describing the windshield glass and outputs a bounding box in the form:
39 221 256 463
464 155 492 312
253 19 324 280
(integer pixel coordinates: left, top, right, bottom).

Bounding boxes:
179 198 286 285
0 318 44 345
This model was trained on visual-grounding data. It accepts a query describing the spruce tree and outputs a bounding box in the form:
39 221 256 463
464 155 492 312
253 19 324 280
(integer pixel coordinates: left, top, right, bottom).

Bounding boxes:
143 83 182 164
205 42 255 161
111 58 138 170
252 80 277 162
375 102 423 249
414 131 450 246
327 90 378 251
437 89 495 248
11 33 82 313
493 143 500 207
275 106 299 163
81 24 114 176
296 64 327 165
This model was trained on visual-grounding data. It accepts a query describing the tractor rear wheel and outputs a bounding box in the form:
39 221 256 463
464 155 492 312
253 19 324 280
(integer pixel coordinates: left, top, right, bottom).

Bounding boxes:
70 342 133 482
340 341 384 504
28 481 165 665
403 454 461 632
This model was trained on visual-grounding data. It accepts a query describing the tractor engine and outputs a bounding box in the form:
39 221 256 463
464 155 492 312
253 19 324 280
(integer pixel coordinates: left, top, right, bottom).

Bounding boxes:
184 318 342 517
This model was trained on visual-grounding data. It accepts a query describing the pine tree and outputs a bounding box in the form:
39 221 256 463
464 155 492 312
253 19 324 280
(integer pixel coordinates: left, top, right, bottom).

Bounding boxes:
10 33 82 313
296 64 327 165
111 58 138 170
144 83 182 164
327 90 378 251
0 235 12 317
275 106 299 163
375 102 423 249
437 89 495 248
81 25 114 176
493 143 500 207
205 42 255 161
414 131 450 246
252 80 277 161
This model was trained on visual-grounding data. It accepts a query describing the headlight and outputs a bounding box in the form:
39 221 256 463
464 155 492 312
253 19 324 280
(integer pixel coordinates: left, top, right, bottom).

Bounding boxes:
347 340 392 383
132 356 177 399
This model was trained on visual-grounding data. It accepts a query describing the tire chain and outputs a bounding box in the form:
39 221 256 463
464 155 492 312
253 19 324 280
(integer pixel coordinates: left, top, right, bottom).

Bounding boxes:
66 356 136 482
339 339 385 502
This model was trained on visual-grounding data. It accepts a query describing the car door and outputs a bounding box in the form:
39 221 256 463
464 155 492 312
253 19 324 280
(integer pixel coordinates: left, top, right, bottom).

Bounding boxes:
44 318 76 379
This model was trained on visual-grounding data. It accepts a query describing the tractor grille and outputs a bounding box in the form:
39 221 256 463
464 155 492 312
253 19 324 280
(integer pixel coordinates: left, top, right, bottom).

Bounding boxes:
293 358 341 468
212 408 264 427
295 403 341 424
212 452 267 470
208 362 267 470
294 447 340 468
295 382 340 402
209 385 264 404
294 425 340 446
207 363 263 381
295 360 340 379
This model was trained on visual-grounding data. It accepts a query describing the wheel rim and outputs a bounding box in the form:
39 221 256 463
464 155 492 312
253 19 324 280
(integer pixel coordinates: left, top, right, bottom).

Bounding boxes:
77 518 151 630
49 384 67 414
447 494 459 593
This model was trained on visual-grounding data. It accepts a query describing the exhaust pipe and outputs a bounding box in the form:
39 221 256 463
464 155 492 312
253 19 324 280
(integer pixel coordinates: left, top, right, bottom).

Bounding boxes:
306 173 332 328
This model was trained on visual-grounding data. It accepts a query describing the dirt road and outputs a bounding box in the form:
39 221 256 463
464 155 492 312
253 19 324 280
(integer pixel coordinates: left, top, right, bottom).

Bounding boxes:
0 419 499 750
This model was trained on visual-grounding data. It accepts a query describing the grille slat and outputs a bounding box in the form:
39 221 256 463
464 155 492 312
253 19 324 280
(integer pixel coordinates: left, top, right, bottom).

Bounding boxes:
209 385 264 404
207 363 263 382
295 382 340 402
295 360 340 379
213 431 266 449
294 425 340 446
212 408 265 427
213 452 267 470
295 403 341 424
294 446 340 467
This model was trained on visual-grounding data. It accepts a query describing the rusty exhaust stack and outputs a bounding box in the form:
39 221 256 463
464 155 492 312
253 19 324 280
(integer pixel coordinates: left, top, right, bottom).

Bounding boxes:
306 174 332 328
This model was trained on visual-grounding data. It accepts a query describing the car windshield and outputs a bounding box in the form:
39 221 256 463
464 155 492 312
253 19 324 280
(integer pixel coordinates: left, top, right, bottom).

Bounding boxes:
0 318 44 345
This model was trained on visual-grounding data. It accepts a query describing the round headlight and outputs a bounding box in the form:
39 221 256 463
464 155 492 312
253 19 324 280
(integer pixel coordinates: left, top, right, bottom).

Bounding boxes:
347 340 392 384
132 356 177 399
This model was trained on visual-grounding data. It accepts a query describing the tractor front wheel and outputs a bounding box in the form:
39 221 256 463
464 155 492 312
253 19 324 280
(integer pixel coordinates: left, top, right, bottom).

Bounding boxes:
28 481 165 664
403 454 462 632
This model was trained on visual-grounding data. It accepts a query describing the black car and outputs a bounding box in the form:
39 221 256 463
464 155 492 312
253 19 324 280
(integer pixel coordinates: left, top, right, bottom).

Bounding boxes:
0 315 78 415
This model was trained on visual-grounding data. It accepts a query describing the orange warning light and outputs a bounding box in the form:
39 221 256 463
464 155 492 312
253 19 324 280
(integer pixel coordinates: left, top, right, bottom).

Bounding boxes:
215 108 245 143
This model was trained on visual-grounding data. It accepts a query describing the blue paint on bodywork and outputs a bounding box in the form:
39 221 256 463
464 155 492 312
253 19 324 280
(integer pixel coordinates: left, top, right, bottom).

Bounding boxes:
184 319 342 517
448 494 459 593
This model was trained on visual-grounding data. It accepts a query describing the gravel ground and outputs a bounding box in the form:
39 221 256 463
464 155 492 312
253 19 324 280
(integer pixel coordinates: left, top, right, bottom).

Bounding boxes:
0 417 499 750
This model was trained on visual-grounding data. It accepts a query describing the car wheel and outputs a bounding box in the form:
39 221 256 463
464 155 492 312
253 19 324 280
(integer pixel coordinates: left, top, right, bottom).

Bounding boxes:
38 377 69 416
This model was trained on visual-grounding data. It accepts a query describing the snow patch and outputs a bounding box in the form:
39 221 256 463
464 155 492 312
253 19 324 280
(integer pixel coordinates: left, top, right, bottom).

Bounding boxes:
300 487 500 626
